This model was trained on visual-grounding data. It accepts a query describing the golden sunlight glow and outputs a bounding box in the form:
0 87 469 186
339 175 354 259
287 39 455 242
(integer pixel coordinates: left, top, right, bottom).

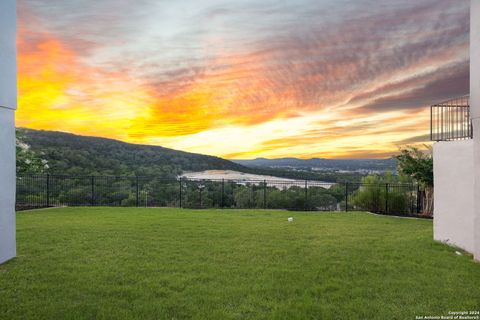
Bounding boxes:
16 28 433 159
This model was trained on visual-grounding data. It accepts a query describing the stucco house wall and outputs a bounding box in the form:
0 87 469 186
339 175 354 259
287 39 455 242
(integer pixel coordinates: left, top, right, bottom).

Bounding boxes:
0 0 17 264
471 0 480 262
434 0 480 261
433 141 475 253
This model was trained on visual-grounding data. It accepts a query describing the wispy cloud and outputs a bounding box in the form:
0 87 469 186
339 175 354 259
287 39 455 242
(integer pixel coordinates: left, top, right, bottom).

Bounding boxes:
16 0 469 158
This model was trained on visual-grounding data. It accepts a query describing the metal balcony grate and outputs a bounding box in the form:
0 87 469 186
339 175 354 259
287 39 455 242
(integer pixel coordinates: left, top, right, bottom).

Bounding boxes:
430 95 472 141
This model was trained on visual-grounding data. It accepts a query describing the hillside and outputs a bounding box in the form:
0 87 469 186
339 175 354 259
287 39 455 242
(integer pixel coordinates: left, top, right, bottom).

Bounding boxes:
17 128 247 177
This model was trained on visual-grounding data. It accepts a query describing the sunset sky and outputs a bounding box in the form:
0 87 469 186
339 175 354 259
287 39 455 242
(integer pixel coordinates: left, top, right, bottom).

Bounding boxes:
17 0 469 159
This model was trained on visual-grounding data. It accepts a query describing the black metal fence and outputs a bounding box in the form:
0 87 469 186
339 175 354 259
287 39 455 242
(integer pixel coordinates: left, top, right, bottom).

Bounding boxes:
431 95 472 141
16 175 424 217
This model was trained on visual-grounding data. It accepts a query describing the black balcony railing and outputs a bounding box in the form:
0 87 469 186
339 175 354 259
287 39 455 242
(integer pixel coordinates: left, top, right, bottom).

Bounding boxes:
430 95 472 141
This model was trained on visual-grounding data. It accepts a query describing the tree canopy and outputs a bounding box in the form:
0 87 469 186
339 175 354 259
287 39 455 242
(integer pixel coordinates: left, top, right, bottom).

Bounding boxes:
396 146 433 188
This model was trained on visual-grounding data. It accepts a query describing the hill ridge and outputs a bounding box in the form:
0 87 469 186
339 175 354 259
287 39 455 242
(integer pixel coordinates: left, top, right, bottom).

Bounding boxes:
17 128 246 177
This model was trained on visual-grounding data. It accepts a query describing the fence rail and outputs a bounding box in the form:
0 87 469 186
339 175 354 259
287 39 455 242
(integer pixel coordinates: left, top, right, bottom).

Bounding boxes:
431 95 472 141
16 175 424 217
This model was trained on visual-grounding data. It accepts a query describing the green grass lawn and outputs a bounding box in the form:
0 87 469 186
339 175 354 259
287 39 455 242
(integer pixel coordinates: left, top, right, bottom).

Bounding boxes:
1 208 479 320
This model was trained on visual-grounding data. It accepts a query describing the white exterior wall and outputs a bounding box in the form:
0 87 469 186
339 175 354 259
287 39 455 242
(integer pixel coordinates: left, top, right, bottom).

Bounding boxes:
473 117 480 261
0 0 17 264
433 141 475 253
0 109 16 264
434 0 480 261
471 0 480 261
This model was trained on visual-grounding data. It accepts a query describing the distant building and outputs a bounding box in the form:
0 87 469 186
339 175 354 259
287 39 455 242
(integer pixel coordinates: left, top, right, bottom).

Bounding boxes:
432 0 479 261
0 0 16 264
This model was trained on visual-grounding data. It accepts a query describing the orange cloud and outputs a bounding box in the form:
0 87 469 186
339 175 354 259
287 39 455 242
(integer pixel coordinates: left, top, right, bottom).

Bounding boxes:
16 27 153 141
17 28 308 143
127 52 313 139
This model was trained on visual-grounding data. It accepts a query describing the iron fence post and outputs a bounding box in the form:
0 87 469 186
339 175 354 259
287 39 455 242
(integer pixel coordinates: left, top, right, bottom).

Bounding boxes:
345 182 348 212
91 176 95 206
416 184 421 214
221 179 225 208
263 180 267 209
250 184 254 208
179 178 182 208
304 180 308 210
46 174 50 207
136 176 139 207
385 183 389 214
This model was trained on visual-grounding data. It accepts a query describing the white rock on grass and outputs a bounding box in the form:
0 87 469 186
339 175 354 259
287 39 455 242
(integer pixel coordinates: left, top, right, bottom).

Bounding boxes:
288 217 294 222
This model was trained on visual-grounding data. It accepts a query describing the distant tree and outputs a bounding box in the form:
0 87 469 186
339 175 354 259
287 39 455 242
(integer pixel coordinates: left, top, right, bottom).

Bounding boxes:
396 146 433 216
